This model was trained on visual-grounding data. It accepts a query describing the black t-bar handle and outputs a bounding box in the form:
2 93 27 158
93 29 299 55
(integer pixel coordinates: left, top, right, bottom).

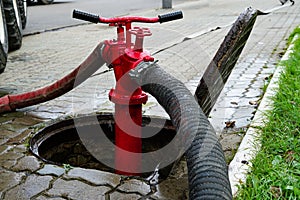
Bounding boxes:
73 10 100 24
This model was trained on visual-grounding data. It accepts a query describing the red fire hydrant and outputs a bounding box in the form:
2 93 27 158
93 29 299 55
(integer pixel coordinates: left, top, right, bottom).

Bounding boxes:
71 9 183 175
101 22 154 175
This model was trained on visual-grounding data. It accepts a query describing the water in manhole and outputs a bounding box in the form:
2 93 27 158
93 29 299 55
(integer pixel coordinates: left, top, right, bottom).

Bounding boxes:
30 113 177 179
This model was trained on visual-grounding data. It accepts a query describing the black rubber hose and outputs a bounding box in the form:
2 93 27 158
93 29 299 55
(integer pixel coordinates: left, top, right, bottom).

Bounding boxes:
129 62 232 199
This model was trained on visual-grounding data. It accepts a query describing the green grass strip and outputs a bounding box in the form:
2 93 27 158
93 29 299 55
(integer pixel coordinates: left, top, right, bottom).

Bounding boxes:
235 28 300 199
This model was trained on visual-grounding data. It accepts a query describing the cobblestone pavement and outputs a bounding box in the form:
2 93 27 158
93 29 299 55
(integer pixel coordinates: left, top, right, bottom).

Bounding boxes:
0 0 300 199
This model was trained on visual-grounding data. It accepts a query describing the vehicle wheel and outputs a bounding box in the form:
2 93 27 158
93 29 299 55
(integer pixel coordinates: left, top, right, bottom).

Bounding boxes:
37 0 54 5
27 0 35 5
0 0 8 74
3 0 22 51
18 0 27 29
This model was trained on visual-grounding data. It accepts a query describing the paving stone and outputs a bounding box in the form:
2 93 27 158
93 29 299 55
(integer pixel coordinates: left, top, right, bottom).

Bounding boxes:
34 195 65 200
0 113 25 123
0 170 25 192
13 116 42 126
118 179 151 196
109 192 142 200
232 80 252 89
250 78 266 88
220 133 243 152
236 97 259 108
11 145 27 154
47 179 110 199
0 129 19 145
37 164 65 177
239 73 258 80
225 88 247 97
64 167 120 187
151 177 189 200
0 123 28 134
6 129 33 145
244 88 262 98
0 151 23 169
0 145 8 154
209 107 235 120
3 174 52 200
12 156 41 172
215 96 240 108
231 116 253 128
232 107 256 121
0 138 8 146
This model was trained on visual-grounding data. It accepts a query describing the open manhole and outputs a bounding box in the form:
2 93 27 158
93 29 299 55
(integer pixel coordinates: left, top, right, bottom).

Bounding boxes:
30 113 177 178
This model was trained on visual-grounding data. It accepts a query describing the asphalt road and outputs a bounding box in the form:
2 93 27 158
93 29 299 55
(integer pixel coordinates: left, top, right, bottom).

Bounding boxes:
24 0 186 35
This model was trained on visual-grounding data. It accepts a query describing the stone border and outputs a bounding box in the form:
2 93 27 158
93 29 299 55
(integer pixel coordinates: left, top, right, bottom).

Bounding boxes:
228 34 298 196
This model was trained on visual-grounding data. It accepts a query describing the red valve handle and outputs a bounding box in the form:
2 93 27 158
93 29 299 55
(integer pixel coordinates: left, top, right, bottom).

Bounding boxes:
129 27 152 37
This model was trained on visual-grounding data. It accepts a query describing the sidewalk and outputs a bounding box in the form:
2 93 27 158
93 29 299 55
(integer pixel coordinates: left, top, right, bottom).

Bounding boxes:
0 0 300 199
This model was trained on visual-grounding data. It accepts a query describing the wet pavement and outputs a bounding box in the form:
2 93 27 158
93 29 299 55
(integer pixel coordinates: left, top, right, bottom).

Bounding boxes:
1 0 300 199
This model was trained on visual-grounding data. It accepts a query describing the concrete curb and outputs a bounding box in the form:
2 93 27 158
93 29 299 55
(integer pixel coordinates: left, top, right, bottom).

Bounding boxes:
228 34 298 196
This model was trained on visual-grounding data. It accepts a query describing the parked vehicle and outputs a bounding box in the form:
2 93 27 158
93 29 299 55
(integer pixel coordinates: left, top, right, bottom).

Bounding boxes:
0 0 27 74
27 0 54 5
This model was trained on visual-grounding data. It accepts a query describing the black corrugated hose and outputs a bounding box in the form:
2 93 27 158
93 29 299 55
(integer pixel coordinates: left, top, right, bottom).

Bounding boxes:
129 61 232 200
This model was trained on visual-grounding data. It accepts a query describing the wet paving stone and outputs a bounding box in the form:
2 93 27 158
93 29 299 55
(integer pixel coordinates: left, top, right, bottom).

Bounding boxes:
13 117 43 126
37 164 66 177
47 179 110 199
12 156 41 172
3 174 52 200
34 195 66 200
0 123 28 134
225 88 247 97
245 88 262 98
0 151 24 169
109 192 142 200
0 145 8 154
0 129 20 144
232 107 256 120
0 170 25 192
64 168 120 187
11 145 27 154
6 129 33 145
150 177 189 200
220 133 244 151
231 116 252 128
118 179 151 196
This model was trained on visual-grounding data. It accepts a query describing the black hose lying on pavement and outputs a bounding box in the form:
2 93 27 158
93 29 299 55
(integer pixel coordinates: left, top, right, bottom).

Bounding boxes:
130 61 232 200
195 7 258 117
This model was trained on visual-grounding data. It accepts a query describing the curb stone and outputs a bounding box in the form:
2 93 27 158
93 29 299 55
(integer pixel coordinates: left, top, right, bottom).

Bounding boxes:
228 33 299 196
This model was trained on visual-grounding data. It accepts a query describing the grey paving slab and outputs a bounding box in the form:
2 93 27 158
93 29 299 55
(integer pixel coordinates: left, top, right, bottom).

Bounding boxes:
64 167 120 187
3 174 52 200
46 179 110 199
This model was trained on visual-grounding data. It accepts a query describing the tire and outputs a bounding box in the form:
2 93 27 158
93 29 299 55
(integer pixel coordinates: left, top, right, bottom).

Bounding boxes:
0 0 8 74
37 0 54 5
27 0 35 5
3 0 22 51
18 0 27 29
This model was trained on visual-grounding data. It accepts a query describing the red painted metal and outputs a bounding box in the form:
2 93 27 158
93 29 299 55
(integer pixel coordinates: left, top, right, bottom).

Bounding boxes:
101 20 155 175
99 16 159 24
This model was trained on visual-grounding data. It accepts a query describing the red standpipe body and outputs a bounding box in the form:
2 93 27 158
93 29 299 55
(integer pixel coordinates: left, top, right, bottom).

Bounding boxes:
102 25 154 175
